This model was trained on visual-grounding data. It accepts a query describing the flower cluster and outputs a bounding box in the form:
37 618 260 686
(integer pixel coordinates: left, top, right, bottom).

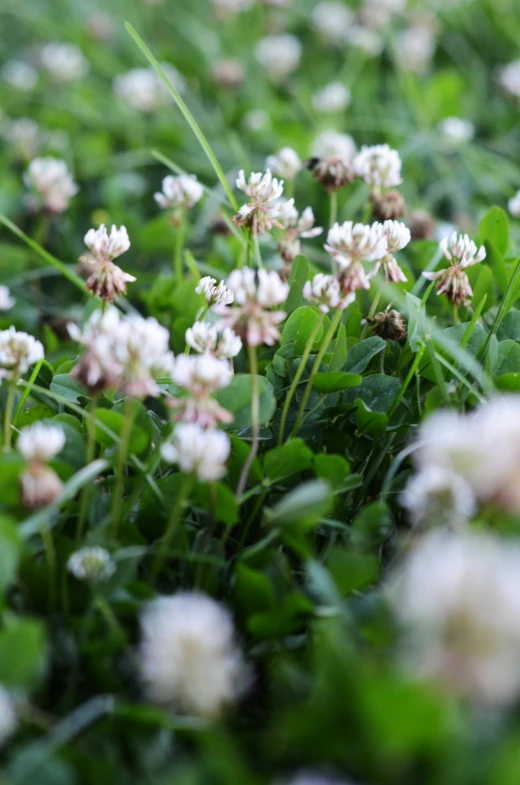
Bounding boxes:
278 205 323 264
80 224 135 302
308 130 356 192
169 353 233 427
219 267 289 346
266 147 302 181
17 423 65 509
353 144 403 191
254 34 302 81
195 276 234 307
423 232 486 307
139 592 249 717
233 170 294 235
185 322 242 360
69 308 175 397
154 174 204 212
23 157 78 213
67 546 116 583
40 42 89 82
113 64 186 112
0 326 44 381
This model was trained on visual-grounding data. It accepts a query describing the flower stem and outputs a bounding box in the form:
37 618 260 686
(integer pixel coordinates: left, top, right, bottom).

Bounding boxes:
174 213 186 280
3 381 16 451
291 309 342 437
360 292 381 340
452 303 460 325
329 191 338 228
151 473 194 582
253 233 264 269
237 345 259 499
278 313 325 446
41 525 57 613
76 396 99 541
110 398 137 538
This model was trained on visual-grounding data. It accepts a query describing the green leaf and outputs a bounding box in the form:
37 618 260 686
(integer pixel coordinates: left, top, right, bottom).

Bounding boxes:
0 453 25 505
265 479 332 528
313 453 351 490
281 306 323 353
344 375 401 413
354 400 388 438
496 373 520 391
285 255 309 313
0 619 46 686
494 340 520 378
93 409 149 454
215 374 276 430
49 373 83 403
498 309 520 342
264 439 313 483
404 291 427 352
484 239 508 295
329 323 347 372
235 565 276 613
193 481 238 526
0 516 21 592
344 337 385 373
327 548 379 595
313 372 361 393
479 205 509 257
351 501 393 550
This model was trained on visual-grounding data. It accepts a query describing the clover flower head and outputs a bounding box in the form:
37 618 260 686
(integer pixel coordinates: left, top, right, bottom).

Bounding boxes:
40 42 89 82
394 25 436 75
278 206 323 262
0 326 44 379
310 130 356 163
17 423 65 463
196 276 235 306
113 65 185 111
67 546 116 583
353 144 403 189
325 221 387 267
254 34 302 80
84 224 130 262
438 116 474 144
161 424 231 481
233 170 293 235
509 190 520 219
2 60 38 91
185 322 242 359
265 147 302 181
311 1 355 42
303 273 343 313
154 174 204 210
401 465 477 529
23 157 78 213
312 82 351 113
0 287 14 312
139 592 249 717
499 59 520 100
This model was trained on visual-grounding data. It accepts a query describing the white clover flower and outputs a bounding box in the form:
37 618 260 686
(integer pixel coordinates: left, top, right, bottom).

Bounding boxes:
0 688 16 748
508 190 520 219
140 592 249 717
233 170 293 235
0 326 44 379
311 1 355 42
312 82 351 113
243 110 270 132
17 423 65 463
265 147 302 181
172 353 231 396
498 59 520 100
2 118 40 159
344 25 384 56
280 773 354 785
211 58 246 89
84 224 130 262
185 322 242 359
86 11 116 40
67 547 116 583
211 0 255 13
254 34 302 81
113 65 186 112
40 43 89 82
388 529 520 705
154 174 204 210
361 0 406 30
161 424 231 481
196 277 234 306
401 466 476 529
219 268 288 346
325 221 388 268
438 117 474 144
310 130 356 163
373 220 410 283
278 205 323 262
20 464 63 509
423 232 486 306
303 273 347 313
394 25 436 75
353 144 403 190
2 60 38 91
23 157 78 214
0 287 14 312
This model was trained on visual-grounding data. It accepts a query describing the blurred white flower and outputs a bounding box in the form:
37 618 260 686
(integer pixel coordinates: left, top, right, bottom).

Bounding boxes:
113 65 186 112
211 58 245 89
325 221 387 267
170 353 233 427
388 529 520 705
140 592 249 717
0 326 44 379
243 110 270 132
354 144 403 190
361 0 406 29
161 424 231 481
281 773 355 785
312 82 351 113
508 190 520 219
2 118 40 159
196 277 234 307
423 232 485 307
255 34 302 81
401 465 476 529
40 42 89 82
265 147 301 181
311 1 355 42
303 273 353 312
17 423 65 463
86 11 116 40
20 463 63 509
185 322 242 359
154 174 204 210
2 60 38 91
311 129 356 162
0 287 14 312
0 688 16 747
498 59 520 100
309 130 357 191
394 25 436 75
23 157 78 213
278 205 323 262
233 170 293 235
219 267 288 346
84 224 130 262
68 547 116 583
345 26 384 57
438 116 474 144
211 0 255 13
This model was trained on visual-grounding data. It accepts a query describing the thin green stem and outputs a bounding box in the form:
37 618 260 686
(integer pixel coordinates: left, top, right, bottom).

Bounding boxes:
452 303 460 325
329 191 338 228
174 214 186 280
253 233 264 269
278 313 324 446
388 346 425 418
3 381 16 450
152 473 194 581
13 359 44 428
110 399 138 537
360 292 381 340
41 525 57 613
76 396 99 542
237 345 259 499
291 309 342 437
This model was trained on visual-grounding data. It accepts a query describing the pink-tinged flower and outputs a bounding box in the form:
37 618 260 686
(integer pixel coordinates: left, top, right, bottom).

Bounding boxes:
278 205 323 263
23 156 78 213
168 353 233 427
80 224 135 302
195 277 234 306
423 232 486 307
233 170 293 235
338 261 376 294
325 221 387 268
0 326 44 379
185 322 242 359
218 267 288 346
160 425 231 482
154 174 203 210
303 273 354 313
373 219 410 282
